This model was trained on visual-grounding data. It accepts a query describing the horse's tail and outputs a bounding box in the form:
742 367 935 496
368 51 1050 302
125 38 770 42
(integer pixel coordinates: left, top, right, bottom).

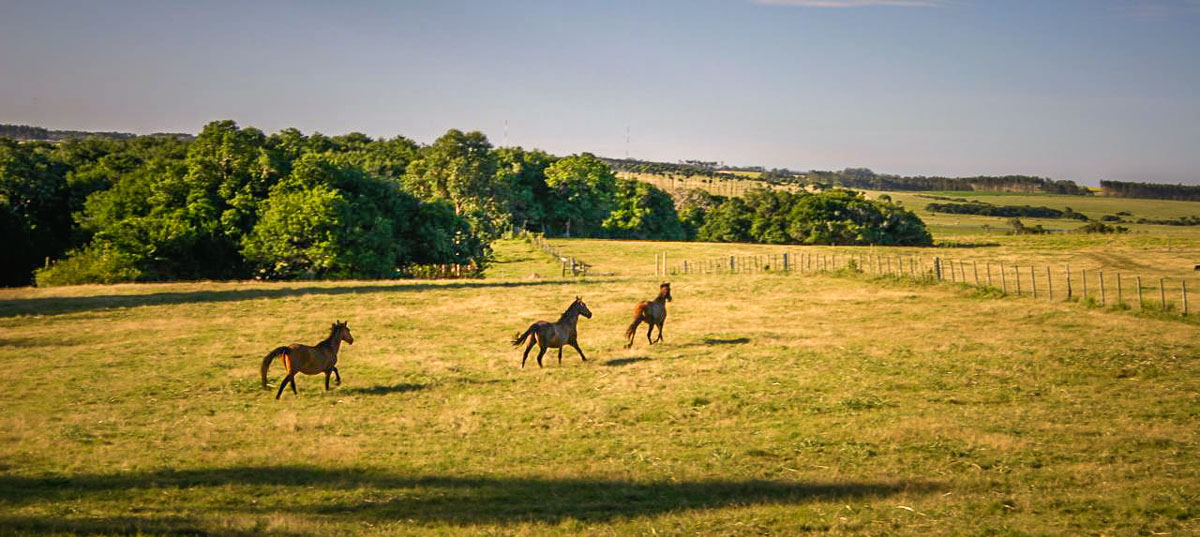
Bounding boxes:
511 326 535 347
261 347 290 388
624 304 646 347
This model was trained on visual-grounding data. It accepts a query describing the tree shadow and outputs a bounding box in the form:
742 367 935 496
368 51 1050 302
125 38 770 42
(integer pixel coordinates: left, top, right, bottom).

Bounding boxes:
0 278 617 319
340 383 427 396
0 466 938 528
602 357 653 367
702 337 751 345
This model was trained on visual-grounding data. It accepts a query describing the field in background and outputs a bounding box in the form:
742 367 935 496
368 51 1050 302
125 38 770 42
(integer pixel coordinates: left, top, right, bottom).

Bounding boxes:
1 239 1198 536
621 172 1200 242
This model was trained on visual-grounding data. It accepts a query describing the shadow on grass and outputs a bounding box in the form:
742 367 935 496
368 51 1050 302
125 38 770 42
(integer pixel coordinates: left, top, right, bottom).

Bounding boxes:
0 466 937 529
702 337 751 345
602 357 652 367
340 383 427 396
0 278 618 319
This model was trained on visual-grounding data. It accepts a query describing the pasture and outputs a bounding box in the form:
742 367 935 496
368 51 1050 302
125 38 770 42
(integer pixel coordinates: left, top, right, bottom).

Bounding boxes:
1 238 1198 536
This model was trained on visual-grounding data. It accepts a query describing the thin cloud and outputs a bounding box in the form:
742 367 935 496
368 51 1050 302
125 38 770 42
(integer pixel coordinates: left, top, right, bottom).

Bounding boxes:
753 0 948 7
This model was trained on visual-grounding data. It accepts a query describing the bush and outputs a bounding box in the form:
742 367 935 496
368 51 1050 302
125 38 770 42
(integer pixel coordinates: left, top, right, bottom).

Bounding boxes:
35 244 141 286
1077 221 1129 234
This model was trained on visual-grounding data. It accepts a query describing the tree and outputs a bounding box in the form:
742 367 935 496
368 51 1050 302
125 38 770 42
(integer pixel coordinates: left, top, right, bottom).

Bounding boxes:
543 153 616 237
603 178 685 240
405 129 506 238
496 147 556 234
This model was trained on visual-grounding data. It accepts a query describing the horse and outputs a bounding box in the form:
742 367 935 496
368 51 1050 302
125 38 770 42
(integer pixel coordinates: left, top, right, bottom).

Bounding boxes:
261 321 354 400
511 297 593 368
624 282 672 348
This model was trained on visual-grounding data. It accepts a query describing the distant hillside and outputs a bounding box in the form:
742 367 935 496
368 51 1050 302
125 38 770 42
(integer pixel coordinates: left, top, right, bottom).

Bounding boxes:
604 157 1092 196
0 123 193 141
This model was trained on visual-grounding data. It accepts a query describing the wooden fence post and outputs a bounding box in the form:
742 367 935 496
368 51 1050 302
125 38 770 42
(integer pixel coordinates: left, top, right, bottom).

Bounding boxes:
986 262 993 287
783 253 790 272
1030 266 1037 299
1015 266 1021 296
1066 265 1072 299
730 256 736 273
1082 270 1088 302
1047 266 1053 300
973 261 980 285
1137 276 1144 310
1116 273 1122 306
683 260 688 274
1099 271 1106 306
934 257 942 280
663 252 668 277
1183 281 1189 316
1001 265 1008 294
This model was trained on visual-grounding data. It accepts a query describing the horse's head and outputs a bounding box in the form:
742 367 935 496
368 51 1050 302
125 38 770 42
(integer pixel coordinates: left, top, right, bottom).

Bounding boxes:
333 320 354 345
660 282 672 302
573 296 593 319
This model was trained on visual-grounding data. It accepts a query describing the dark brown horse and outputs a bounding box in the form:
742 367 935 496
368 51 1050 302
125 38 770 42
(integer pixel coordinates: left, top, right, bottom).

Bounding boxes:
261 321 354 399
511 297 593 368
625 282 671 348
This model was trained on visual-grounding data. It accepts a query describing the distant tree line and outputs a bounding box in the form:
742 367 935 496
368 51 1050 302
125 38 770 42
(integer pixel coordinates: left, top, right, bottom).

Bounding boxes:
925 201 1089 220
600 157 727 179
808 169 1091 195
0 123 193 142
676 188 932 246
1099 180 1200 201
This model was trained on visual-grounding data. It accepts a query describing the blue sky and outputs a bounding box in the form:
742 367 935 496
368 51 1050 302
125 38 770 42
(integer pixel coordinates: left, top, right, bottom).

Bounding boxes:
2 0 1198 184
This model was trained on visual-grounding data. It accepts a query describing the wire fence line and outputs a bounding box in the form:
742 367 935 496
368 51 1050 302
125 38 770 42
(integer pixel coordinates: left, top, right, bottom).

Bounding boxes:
660 250 1193 317
526 233 594 277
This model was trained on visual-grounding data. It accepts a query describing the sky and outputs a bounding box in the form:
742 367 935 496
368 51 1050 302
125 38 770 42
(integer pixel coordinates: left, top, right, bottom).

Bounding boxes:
2 0 1199 185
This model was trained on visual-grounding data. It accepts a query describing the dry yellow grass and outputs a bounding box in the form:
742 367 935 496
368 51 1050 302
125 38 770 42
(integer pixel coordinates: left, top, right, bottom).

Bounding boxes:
0 239 1197 535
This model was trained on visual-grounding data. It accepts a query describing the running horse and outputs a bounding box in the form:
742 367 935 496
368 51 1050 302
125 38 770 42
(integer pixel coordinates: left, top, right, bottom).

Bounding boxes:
511 297 593 368
625 282 672 348
261 321 354 399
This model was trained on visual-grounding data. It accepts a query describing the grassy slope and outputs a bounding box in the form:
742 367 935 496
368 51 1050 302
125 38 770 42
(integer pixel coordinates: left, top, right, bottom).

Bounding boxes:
1 239 1197 536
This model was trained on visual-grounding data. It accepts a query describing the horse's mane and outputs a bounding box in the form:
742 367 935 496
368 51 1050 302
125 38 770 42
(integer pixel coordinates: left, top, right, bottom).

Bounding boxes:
317 324 341 349
557 301 581 323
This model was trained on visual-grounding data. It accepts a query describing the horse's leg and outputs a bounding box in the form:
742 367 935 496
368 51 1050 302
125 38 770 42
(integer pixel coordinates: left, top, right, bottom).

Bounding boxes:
325 371 332 390
522 338 536 369
558 347 563 365
276 372 295 400
656 322 665 343
535 346 547 368
333 367 341 385
570 341 588 362
646 323 654 345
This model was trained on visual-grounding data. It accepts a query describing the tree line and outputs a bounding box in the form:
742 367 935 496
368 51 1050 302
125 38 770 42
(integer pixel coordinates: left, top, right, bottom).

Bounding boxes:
0 121 689 286
0 123 192 142
925 200 1089 220
1099 180 1200 202
2 121 933 287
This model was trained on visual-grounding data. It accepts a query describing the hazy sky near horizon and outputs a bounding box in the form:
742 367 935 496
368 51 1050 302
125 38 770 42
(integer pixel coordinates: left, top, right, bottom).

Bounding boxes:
2 0 1199 184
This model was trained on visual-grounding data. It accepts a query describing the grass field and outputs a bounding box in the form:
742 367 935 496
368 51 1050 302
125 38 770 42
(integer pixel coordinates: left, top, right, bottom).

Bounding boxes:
621 171 1200 243
2 239 1198 536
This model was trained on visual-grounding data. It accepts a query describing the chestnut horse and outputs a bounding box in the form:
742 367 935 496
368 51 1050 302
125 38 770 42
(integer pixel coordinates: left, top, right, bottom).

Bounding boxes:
511 297 593 368
261 321 354 399
625 282 672 348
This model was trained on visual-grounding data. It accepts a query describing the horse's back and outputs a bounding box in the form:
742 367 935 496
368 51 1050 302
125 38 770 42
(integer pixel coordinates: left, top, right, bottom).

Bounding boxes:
285 344 334 373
